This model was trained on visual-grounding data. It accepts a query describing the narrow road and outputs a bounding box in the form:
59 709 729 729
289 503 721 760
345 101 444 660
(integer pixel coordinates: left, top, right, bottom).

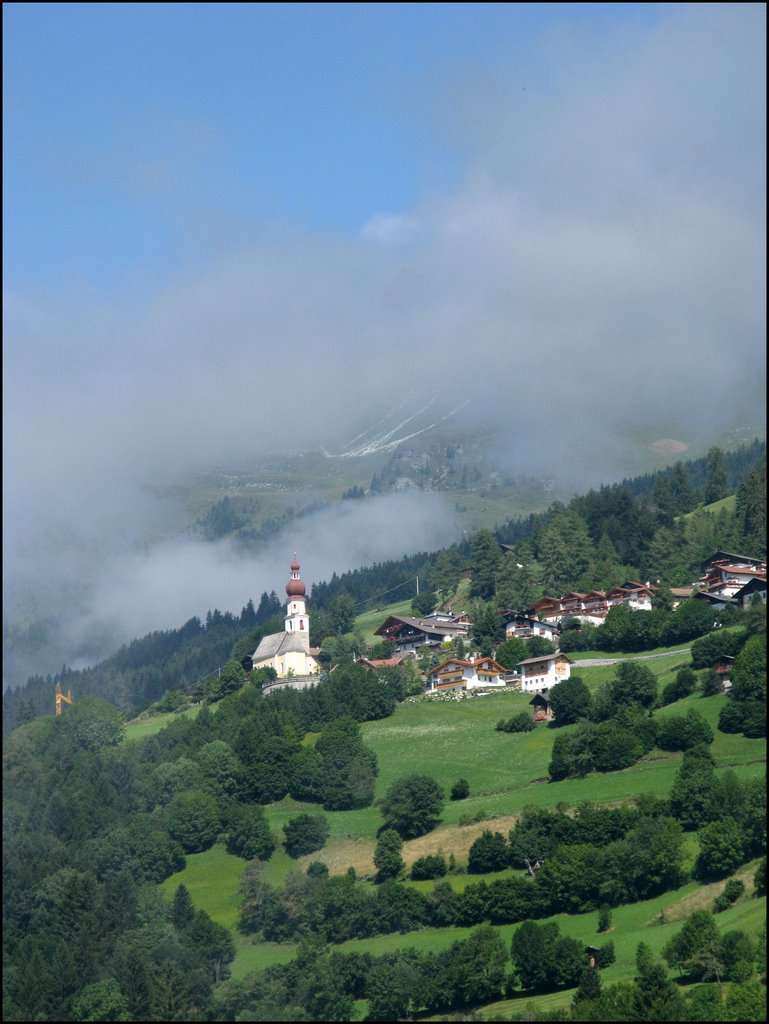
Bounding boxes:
573 648 691 667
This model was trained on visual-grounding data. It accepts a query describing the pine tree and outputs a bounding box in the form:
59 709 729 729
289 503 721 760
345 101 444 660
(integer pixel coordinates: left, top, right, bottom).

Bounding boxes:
704 447 729 504
573 966 602 1005
633 942 683 1021
469 530 503 600
170 883 195 931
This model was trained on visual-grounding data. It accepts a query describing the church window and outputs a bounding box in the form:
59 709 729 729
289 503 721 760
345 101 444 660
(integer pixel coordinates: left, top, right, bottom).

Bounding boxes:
300 619 304 630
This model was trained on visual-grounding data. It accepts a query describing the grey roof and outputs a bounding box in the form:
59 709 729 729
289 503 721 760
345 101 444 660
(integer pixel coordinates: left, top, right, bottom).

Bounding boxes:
518 651 573 667
253 631 309 660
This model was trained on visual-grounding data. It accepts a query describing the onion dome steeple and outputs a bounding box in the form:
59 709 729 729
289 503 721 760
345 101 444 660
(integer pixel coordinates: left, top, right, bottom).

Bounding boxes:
285 554 309 645
286 555 306 599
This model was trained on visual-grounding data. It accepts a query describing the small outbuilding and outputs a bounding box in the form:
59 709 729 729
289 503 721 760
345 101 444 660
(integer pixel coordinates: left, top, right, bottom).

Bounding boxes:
529 691 554 722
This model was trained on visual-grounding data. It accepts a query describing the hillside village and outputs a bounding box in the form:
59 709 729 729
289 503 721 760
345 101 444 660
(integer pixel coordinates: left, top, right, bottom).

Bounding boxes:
247 549 765 704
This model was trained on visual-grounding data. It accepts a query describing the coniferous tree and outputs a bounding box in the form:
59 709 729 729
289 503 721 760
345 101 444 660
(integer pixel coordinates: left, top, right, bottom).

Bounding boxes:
469 530 503 600
704 447 729 504
573 966 602 1005
171 884 195 930
632 942 683 1021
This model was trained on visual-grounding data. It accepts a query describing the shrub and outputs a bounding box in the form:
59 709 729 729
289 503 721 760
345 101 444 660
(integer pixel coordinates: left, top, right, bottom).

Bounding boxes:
754 857 766 897
548 676 593 725
468 830 509 873
380 775 445 838
450 778 470 800
410 853 447 880
283 814 330 858
695 817 745 881
165 790 220 853
660 667 698 706
496 713 534 733
596 941 616 968
691 629 746 669
374 829 404 881
225 804 275 861
657 709 714 751
713 878 745 912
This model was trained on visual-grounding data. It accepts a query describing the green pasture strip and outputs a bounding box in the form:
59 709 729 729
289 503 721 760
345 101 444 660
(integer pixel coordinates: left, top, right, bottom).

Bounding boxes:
123 703 206 742
157 842 299 978
159 843 244 932
405 868 513 894
230 937 298 979
124 693 231 744
570 624 745 665
355 598 416 642
574 654 694 692
353 579 473 643
678 494 737 520
157 838 765 989
654 692 766 768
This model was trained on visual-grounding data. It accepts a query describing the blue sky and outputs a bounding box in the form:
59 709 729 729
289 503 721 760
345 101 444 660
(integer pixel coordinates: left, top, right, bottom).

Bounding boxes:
3 3 766 680
5 3 664 293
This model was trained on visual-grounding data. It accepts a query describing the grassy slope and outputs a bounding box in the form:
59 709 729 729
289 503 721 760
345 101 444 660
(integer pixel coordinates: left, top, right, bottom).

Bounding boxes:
678 493 737 520
157 654 765 987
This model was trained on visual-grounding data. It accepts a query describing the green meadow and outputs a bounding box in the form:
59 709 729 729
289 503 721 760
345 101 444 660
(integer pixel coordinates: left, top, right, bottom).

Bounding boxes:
157 648 765 989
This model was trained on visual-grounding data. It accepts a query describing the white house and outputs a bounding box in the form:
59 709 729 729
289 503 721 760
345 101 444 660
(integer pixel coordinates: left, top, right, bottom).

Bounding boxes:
500 611 561 644
517 651 573 693
427 656 510 693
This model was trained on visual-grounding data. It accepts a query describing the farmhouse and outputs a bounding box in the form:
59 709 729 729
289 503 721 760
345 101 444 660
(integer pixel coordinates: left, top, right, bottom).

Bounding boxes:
499 610 560 644
517 651 573 693
696 551 767 602
606 581 656 611
427 656 509 693
670 586 694 608
251 557 322 682
374 612 471 657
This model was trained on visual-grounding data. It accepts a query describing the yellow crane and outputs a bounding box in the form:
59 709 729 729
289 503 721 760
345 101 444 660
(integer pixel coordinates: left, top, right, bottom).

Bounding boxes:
55 681 74 716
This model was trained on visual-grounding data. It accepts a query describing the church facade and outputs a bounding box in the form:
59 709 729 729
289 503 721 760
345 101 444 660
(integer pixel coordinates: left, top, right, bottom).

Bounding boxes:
251 557 322 679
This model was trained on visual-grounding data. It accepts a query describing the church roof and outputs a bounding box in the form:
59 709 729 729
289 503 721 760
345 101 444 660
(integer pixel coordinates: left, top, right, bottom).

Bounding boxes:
253 631 309 660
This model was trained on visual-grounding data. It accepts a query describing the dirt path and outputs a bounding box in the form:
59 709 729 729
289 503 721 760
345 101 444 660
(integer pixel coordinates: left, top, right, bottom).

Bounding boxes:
574 648 691 667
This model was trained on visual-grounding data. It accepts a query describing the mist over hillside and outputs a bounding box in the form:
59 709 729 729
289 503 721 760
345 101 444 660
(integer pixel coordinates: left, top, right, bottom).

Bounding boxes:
4 4 765 689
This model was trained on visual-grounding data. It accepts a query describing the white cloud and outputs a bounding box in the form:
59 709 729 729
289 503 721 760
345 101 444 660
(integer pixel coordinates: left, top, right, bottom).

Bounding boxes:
360 212 420 245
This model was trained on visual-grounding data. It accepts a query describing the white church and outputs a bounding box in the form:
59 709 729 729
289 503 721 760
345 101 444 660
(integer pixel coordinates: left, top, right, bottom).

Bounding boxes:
251 557 322 680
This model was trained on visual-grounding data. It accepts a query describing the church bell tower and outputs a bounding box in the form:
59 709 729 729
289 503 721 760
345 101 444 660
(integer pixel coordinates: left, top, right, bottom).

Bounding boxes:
284 556 309 649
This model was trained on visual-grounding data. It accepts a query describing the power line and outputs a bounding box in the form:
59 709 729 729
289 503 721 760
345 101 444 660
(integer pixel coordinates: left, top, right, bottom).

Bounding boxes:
354 576 419 611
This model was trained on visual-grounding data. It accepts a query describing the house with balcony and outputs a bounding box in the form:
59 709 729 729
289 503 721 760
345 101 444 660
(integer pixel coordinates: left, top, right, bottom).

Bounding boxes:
499 611 560 644
606 582 656 611
374 613 471 657
528 582 655 626
696 553 766 603
426 656 510 693
517 651 573 693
